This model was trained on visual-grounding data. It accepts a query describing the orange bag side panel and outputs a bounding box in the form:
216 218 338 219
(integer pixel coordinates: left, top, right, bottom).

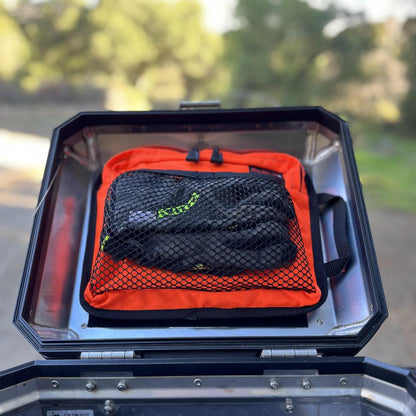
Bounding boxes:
84 282 321 310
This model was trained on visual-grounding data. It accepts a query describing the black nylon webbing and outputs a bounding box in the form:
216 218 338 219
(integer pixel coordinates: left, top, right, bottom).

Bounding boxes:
318 193 352 277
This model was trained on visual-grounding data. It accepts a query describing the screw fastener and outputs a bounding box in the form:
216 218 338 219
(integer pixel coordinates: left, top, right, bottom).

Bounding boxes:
50 380 59 389
194 378 202 387
117 380 128 391
302 379 312 390
104 400 114 415
340 377 348 386
85 381 96 392
285 398 294 413
270 379 280 389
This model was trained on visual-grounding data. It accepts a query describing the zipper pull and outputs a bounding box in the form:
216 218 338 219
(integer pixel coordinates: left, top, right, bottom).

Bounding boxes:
210 147 223 164
186 148 200 162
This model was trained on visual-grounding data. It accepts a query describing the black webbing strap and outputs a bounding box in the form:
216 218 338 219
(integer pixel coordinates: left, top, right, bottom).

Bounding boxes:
318 193 352 277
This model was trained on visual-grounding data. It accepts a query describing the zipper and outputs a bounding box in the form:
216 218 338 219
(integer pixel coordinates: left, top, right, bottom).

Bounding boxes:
135 145 189 153
116 146 288 180
117 169 285 184
137 145 290 156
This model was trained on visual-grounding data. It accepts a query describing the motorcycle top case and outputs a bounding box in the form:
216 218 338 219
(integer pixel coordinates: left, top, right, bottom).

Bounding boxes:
14 106 386 359
5 105 409 415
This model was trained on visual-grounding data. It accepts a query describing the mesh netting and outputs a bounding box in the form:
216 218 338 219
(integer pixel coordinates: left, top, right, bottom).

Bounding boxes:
89 170 315 295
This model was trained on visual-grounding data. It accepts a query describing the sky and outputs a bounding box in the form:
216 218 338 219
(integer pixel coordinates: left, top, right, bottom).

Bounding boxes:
200 0 239 33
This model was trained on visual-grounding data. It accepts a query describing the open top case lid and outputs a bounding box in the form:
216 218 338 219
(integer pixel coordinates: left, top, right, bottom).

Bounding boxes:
14 106 387 359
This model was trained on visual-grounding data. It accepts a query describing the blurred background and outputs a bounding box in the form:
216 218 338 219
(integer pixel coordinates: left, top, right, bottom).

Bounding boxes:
0 0 415 370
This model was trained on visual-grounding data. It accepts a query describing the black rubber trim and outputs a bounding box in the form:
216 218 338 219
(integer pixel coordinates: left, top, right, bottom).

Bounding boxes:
82 303 316 321
88 312 308 327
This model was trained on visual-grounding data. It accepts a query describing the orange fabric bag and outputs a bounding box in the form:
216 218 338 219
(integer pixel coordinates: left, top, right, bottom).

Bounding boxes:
82 147 348 320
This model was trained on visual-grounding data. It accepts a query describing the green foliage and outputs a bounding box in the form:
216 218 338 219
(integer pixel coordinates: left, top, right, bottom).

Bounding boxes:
0 3 30 81
3 0 225 109
328 20 407 124
1 0 415 131
89 0 225 108
224 0 346 106
355 134 416 214
8 0 93 90
327 22 376 84
223 0 409 125
399 18 416 132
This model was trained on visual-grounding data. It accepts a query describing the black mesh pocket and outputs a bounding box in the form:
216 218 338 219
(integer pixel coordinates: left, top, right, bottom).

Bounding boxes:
90 170 315 294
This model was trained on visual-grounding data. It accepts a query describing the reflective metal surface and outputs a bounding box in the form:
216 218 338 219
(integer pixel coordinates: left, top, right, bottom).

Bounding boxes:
0 372 414 415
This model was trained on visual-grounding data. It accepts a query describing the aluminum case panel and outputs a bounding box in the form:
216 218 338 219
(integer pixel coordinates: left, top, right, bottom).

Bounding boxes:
0 357 414 416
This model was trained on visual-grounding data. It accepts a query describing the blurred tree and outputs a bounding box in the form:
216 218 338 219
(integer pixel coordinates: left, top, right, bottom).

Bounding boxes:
7 0 94 91
223 0 379 110
400 18 416 131
225 0 339 106
0 2 30 82
89 0 225 109
329 20 408 124
6 0 225 108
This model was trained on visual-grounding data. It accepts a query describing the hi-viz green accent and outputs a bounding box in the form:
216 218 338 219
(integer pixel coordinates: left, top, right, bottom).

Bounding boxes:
157 192 200 219
101 234 110 251
192 263 209 271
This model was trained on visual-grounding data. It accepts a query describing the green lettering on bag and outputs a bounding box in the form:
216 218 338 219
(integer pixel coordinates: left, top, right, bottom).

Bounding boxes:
157 192 200 219
100 235 110 251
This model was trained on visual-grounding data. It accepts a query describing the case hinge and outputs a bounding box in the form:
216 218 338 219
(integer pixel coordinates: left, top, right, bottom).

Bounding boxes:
260 348 318 358
80 351 136 360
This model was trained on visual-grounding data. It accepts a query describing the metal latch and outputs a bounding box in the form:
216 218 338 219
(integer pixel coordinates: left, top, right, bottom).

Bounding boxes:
260 348 318 358
179 100 221 110
80 351 136 360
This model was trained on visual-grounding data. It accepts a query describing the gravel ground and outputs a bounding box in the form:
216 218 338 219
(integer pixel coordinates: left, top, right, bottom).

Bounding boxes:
0 105 415 373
